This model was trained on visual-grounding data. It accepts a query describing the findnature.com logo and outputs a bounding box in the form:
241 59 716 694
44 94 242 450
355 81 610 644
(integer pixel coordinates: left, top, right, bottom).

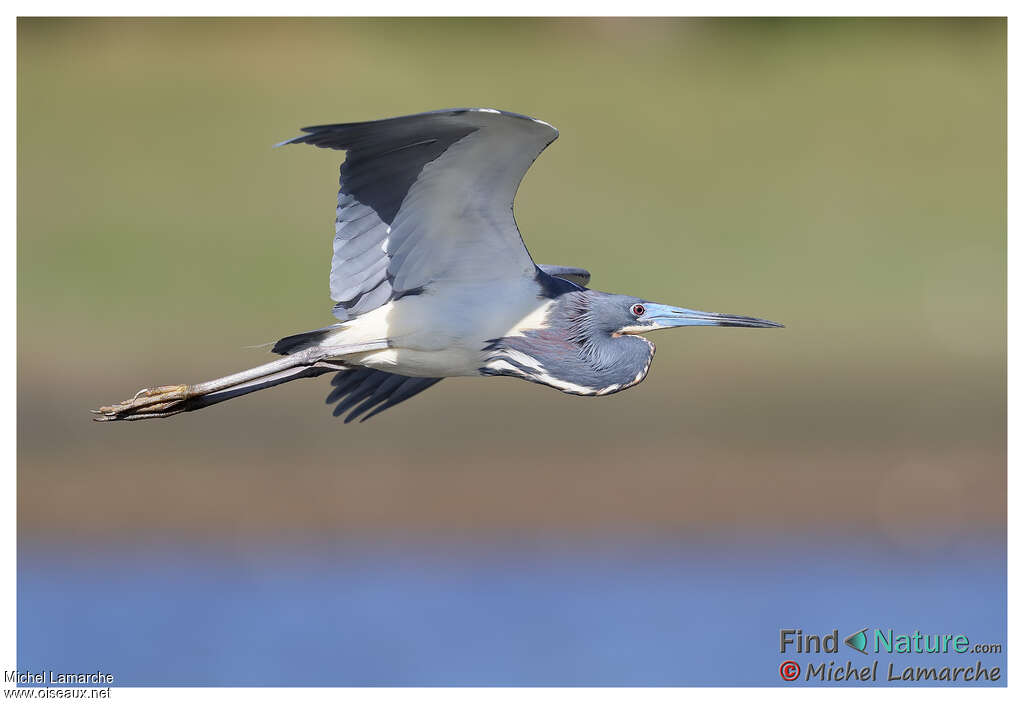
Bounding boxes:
777 628 1003 684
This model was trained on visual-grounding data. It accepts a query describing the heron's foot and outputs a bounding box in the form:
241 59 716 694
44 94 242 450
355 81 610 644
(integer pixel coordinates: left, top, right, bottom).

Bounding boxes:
91 384 193 422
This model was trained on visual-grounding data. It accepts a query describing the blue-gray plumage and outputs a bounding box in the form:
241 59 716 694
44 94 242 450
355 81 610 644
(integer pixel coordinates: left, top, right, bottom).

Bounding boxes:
94 108 781 424
481 272 657 395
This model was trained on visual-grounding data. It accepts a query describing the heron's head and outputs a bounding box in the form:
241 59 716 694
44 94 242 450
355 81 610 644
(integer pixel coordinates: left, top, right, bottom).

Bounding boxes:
587 293 783 337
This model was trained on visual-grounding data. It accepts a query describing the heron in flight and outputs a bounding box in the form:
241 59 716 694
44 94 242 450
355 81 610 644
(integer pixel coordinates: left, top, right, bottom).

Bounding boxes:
94 108 781 424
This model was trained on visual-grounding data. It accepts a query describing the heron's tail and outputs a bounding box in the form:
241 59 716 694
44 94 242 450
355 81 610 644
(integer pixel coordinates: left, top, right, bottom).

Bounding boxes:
271 325 342 355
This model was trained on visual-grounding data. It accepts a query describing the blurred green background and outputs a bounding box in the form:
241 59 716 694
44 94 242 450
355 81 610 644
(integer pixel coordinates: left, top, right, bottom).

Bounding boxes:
18 18 1005 544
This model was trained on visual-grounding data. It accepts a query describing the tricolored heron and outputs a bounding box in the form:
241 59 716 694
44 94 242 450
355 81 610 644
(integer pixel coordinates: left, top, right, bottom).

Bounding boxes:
94 108 782 423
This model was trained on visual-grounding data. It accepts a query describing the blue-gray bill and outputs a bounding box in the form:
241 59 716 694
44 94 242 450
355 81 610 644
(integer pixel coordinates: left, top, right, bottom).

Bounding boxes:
638 303 784 330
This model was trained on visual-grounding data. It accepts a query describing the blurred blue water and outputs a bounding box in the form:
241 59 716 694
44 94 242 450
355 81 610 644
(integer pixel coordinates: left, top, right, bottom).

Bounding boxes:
18 535 1006 687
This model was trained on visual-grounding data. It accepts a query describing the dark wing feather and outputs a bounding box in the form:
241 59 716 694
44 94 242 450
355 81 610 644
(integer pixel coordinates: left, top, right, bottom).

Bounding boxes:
537 264 591 288
326 369 442 423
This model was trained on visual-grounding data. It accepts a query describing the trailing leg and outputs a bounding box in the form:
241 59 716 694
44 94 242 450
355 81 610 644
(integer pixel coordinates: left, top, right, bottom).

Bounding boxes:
92 349 346 422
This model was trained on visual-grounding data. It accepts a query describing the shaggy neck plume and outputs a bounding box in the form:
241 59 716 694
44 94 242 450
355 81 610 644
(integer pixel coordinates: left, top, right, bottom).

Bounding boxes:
481 290 655 396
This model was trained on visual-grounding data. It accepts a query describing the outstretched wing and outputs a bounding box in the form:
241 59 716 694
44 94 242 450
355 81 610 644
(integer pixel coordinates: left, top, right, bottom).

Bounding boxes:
279 108 559 320
326 368 442 423
537 264 590 288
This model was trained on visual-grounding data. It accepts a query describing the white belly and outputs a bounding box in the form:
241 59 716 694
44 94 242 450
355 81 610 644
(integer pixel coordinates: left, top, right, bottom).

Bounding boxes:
317 278 552 378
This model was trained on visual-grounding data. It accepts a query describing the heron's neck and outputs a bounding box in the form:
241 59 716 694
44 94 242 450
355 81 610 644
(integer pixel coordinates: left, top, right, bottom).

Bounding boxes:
480 298 655 396
573 328 656 393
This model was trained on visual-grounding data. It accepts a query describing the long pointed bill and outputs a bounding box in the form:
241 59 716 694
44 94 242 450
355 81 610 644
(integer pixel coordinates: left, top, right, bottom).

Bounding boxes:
642 303 784 329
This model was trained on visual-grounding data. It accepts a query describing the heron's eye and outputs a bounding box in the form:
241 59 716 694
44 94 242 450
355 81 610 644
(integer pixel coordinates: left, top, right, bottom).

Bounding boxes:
631 304 646 317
